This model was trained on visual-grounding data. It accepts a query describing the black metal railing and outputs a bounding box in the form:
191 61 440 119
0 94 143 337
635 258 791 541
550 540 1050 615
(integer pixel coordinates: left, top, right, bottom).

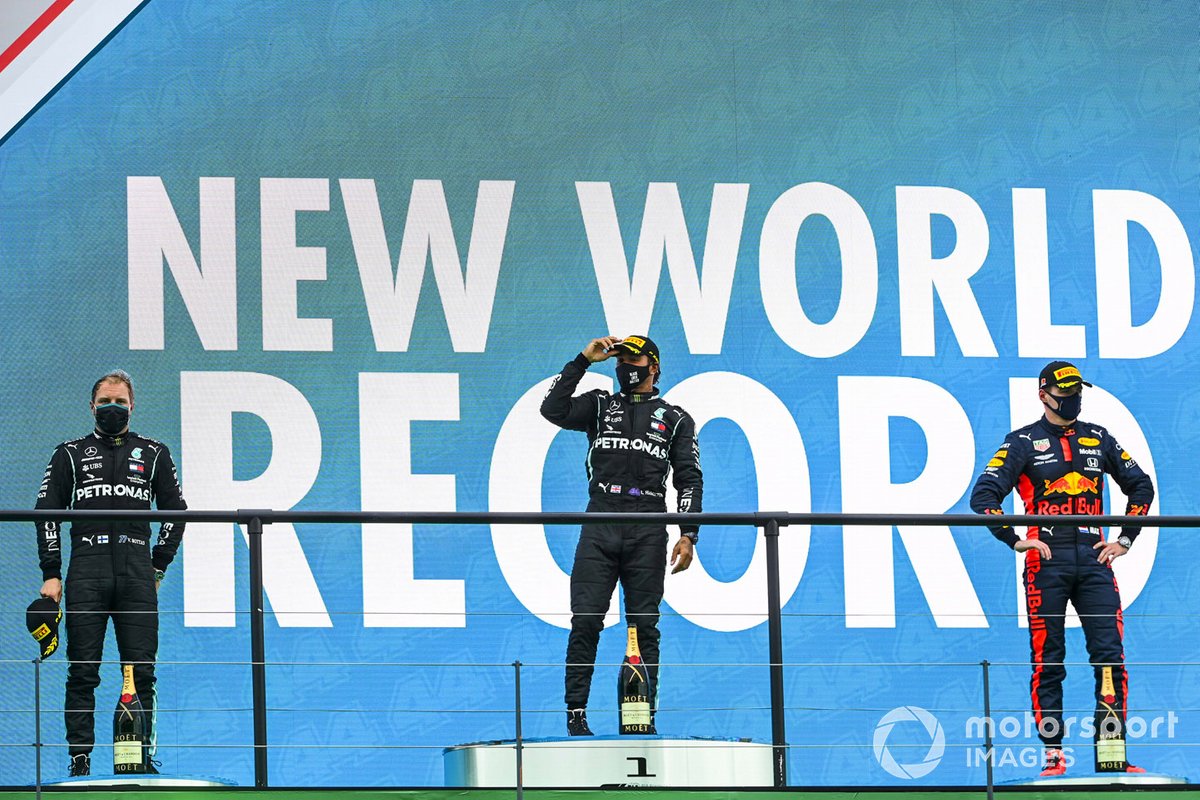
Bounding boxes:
1 507 1189 792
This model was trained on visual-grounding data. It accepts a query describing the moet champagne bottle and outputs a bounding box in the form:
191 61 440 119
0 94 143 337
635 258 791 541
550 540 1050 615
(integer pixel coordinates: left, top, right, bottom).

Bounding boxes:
618 625 652 734
1094 666 1128 772
113 664 148 774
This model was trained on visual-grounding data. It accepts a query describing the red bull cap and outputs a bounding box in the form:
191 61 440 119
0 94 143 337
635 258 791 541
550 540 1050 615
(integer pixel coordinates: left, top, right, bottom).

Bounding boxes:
1039 360 1092 390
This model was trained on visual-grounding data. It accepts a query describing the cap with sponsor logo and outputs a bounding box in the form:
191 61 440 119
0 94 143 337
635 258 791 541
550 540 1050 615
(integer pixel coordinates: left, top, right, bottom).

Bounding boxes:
1039 360 1092 390
614 335 660 364
26 597 61 659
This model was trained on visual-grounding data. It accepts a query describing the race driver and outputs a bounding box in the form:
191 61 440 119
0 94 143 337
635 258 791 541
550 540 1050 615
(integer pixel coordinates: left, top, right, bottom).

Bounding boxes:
970 361 1153 776
35 370 187 777
541 335 703 736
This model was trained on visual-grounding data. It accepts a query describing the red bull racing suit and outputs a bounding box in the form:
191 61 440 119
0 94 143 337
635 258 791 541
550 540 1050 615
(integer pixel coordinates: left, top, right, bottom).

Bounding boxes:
541 353 703 709
970 417 1153 748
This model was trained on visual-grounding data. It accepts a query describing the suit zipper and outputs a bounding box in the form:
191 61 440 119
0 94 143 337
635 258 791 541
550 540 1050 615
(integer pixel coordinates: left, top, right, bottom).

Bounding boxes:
107 438 121 571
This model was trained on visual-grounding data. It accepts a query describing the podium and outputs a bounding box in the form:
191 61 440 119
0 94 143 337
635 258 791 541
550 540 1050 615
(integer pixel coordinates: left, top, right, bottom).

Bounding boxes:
445 736 774 787
1009 773 1188 787
42 775 235 787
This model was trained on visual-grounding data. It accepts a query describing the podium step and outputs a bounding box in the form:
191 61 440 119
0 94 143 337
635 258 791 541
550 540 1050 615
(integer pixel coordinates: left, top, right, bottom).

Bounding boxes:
444 735 774 787
1006 772 1188 787
41 774 236 788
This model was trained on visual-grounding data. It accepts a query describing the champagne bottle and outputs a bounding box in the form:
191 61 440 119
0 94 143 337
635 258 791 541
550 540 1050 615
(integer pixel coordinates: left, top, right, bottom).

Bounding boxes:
618 625 652 735
113 664 148 774
1094 666 1128 772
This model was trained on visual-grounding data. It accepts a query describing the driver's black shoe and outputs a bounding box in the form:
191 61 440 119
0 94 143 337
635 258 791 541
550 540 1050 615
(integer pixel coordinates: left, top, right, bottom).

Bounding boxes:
68 753 90 777
567 708 594 736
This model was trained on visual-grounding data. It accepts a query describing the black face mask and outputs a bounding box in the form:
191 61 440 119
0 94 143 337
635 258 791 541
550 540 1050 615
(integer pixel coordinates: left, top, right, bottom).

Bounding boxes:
1045 391 1081 422
616 363 649 393
94 403 130 436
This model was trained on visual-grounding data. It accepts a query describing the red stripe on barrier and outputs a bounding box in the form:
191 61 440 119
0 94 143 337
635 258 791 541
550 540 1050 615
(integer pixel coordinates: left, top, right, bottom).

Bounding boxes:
0 0 76 74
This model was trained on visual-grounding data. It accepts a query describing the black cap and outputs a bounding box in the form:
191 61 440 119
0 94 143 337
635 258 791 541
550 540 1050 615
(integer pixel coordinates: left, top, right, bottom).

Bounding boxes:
1039 361 1093 390
614 335 660 364
26 597 61 659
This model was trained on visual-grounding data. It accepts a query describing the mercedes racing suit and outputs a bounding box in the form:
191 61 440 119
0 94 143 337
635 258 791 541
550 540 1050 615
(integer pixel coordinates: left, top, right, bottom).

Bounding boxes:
36 430 187 757
541 353 703 708
970 416 1153 747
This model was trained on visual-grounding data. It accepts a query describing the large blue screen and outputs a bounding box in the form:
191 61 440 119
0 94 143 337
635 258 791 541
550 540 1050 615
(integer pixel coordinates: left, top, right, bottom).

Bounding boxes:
1 0 1197 786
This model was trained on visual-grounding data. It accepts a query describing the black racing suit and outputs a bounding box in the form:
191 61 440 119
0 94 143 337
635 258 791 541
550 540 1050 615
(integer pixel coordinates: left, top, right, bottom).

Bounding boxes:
970 416 1153 748
541 353 703 709
36 430 187 757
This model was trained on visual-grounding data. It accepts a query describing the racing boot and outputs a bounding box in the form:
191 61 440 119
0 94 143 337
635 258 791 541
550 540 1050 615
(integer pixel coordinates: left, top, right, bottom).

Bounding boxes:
1039 748 1066 777
566 708 594 736
1125 764 1147 773
68 753 90 777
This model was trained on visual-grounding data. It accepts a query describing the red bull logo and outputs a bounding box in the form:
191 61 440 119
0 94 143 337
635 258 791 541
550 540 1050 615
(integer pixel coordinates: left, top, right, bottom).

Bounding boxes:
1026 559 1046 631
1043 472 1101 496
1036 497 1103 515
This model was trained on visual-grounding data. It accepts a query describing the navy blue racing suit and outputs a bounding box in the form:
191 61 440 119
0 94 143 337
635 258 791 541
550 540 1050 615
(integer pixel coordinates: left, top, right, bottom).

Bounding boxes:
970 416 1153 748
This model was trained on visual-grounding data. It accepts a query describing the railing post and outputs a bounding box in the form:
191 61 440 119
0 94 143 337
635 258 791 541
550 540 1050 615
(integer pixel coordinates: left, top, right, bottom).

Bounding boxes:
763 516 787 787
982 660 994 800
34 657 42 800
513 661 524 800
246 513 269 787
